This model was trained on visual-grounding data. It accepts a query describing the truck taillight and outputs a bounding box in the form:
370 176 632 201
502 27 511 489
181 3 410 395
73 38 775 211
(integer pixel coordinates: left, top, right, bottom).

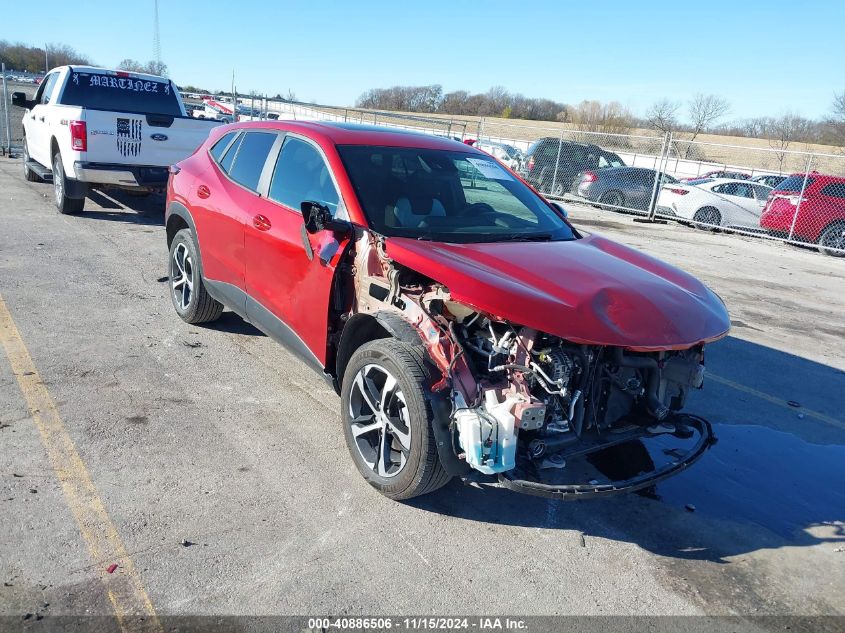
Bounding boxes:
581 171 597 183
69 121 87 152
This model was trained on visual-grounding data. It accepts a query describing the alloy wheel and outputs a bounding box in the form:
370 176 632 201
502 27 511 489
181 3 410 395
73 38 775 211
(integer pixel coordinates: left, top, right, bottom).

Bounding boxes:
170 242 194 310
348 364 412 478
821 225 845 255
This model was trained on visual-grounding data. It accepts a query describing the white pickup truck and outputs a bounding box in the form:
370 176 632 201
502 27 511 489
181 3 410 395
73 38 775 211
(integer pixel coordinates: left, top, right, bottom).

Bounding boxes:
12 65 222 214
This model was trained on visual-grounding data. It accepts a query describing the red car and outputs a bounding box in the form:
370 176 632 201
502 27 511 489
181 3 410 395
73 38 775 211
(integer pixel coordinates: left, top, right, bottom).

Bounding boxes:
165 121 730 500
759 173 845 256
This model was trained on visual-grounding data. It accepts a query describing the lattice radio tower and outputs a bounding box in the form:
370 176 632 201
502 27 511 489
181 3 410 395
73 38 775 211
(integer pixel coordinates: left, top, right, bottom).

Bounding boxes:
153 0 162 71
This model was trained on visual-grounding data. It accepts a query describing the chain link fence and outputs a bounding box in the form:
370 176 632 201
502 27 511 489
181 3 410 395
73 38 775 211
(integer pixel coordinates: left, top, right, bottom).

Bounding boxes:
459 117 845 257
653 138 845 256
252 100 845 257
4 71 844 257
1 64 28 158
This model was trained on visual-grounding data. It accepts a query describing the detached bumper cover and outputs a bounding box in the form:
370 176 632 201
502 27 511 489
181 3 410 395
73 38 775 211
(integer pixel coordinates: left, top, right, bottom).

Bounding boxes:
73 162 169 188
498 414 715 499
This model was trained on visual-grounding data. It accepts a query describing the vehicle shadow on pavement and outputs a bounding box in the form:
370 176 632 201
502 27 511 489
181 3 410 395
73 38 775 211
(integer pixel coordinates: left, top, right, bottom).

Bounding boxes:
78 189 166 226
409 336 845 564
198 311 265 337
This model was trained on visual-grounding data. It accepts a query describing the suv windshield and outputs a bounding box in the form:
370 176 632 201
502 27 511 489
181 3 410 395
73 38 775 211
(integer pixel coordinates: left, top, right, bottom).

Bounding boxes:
60 70 182 116
337 146 576 244
774 175 815 192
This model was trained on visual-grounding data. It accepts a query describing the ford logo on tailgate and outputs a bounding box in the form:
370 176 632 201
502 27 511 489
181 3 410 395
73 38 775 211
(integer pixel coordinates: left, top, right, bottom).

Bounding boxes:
150 133 168 141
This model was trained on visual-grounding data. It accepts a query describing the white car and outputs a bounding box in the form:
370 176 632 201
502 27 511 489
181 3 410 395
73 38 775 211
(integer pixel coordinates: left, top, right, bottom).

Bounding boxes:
474 141 522 171
657 178 772 227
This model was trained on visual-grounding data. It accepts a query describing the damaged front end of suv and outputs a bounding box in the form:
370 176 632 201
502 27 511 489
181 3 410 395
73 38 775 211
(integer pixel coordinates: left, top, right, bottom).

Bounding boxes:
333 225 729 500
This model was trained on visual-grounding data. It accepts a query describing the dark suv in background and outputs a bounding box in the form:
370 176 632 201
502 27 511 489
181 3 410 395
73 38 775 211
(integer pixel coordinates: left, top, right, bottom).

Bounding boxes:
520 137 625 196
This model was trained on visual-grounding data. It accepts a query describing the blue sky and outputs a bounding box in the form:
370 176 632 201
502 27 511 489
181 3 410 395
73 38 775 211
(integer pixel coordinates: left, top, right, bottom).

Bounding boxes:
5 0 843 121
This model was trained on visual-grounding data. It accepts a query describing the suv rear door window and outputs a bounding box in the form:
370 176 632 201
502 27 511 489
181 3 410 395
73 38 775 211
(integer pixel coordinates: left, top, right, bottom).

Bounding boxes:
227 132 277 191
59 70 182 116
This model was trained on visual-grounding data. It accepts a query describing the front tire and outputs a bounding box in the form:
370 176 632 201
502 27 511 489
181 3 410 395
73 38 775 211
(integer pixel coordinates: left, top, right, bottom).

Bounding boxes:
600 190 625 211
52 152 85 214
168 229 224 324
341 339 451 500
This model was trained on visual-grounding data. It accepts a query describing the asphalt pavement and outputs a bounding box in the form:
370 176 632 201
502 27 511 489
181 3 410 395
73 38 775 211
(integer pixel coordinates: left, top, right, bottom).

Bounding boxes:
0 155 843 629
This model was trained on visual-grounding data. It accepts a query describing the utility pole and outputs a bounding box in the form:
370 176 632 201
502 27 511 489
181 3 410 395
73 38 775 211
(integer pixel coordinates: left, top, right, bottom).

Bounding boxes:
44 44 48 73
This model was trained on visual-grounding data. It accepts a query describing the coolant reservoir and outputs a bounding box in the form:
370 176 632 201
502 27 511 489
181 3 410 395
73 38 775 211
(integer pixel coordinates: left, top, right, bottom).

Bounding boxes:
455 391 519 474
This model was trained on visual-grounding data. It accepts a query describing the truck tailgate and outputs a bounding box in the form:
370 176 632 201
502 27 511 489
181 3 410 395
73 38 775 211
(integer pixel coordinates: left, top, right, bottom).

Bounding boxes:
83 110 221 167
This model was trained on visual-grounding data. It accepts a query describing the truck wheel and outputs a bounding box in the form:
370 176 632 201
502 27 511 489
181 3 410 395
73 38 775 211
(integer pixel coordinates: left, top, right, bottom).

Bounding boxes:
52 152 85 215
341 339 451 500
169 229 224 324
22 138 40 182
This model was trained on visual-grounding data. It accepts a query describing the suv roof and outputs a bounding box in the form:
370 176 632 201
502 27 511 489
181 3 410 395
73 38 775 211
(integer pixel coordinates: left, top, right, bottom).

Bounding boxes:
218 121 474 151
530 137 600 151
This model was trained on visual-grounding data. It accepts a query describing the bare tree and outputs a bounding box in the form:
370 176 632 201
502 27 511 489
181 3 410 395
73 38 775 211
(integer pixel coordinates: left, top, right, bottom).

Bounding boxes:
769 113 812 172
645 98 681 134
683 94 730 156
828 90 845 149
570 100 633 135
117 58 168 77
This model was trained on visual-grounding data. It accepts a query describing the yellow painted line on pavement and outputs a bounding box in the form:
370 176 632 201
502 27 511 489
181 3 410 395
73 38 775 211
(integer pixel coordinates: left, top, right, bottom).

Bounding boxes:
707 371 845 431
0 293 161 633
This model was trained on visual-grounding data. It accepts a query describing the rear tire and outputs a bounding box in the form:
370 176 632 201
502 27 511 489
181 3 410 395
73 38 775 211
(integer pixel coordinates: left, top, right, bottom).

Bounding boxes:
169 229 224 324
22 138 40 182
52 152 85 215
600 190 625 211
693 206 721 230
341 339 451 500
817 222 845 257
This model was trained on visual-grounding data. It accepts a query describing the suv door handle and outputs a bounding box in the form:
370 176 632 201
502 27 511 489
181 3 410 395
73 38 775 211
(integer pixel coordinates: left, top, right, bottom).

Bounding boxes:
196 184 211 199
39 116 45 122
253 215 271 231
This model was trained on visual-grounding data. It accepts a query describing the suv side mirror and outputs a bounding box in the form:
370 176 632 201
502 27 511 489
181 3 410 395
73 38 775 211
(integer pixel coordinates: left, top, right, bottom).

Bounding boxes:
550 201 569 218
11 92 32 109
300 200 350 235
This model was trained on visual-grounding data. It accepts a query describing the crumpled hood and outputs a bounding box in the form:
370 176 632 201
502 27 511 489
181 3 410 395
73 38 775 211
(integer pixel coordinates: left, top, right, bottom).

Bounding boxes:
385 234 730 351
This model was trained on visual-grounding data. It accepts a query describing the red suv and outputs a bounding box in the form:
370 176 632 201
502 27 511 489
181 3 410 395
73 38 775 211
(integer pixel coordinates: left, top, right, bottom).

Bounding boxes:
760 173 845 256
164 121 729 500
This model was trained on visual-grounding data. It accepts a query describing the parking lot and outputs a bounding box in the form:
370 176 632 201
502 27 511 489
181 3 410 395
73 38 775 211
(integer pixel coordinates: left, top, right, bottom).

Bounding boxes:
0 151 843 628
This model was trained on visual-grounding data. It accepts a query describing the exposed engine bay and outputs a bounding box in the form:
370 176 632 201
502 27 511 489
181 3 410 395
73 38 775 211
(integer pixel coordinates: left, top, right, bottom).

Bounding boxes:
341 231 718 498
448 314 707 476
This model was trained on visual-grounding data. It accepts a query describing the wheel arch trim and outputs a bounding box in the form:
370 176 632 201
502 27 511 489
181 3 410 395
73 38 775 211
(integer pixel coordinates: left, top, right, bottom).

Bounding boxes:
166 202 204 278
